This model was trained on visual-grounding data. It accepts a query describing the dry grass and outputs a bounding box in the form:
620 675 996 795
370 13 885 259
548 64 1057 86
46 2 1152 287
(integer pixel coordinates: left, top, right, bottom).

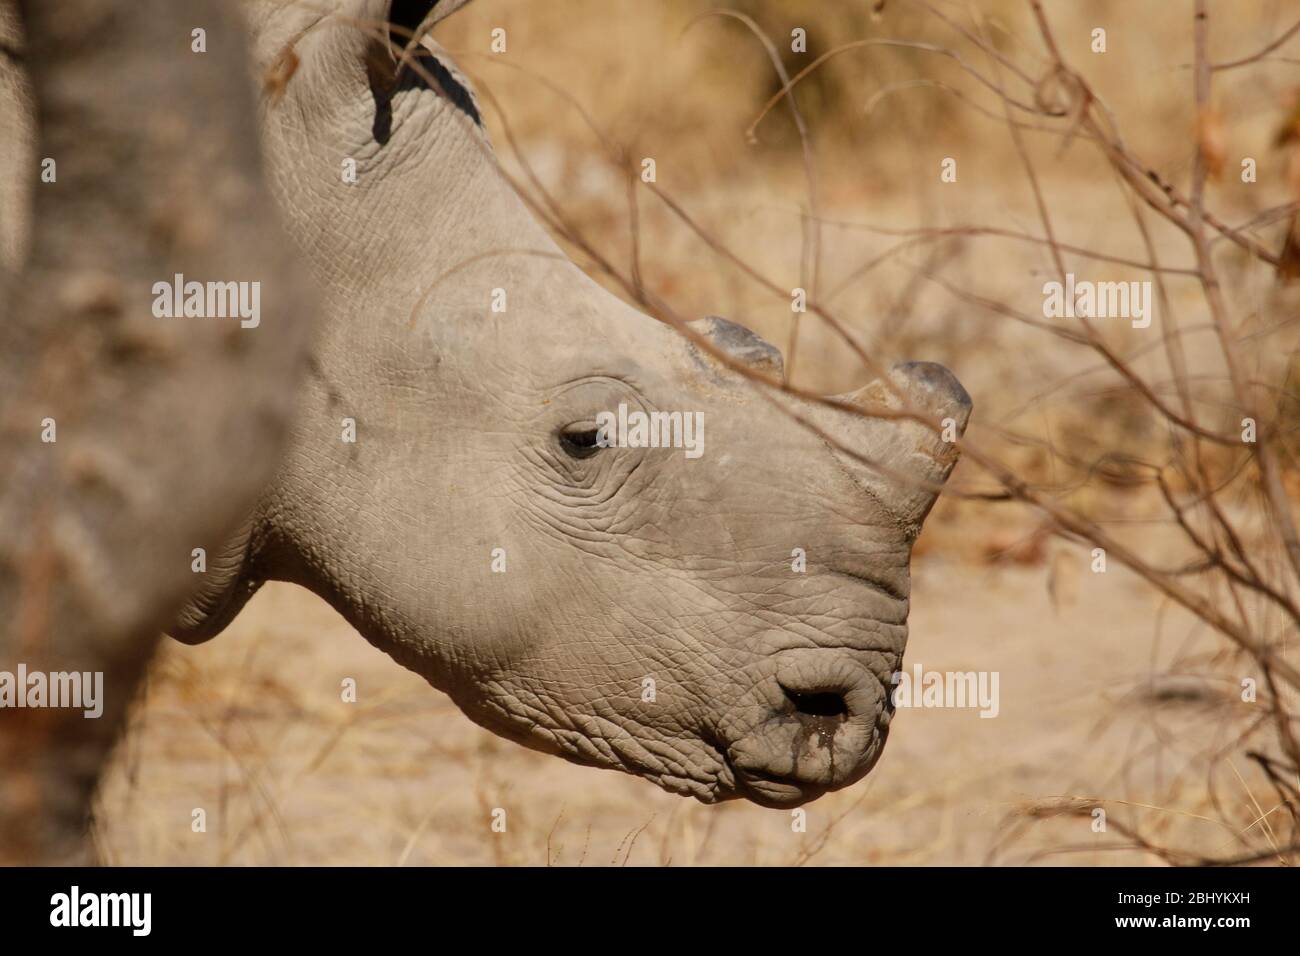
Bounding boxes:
96 564 1228 866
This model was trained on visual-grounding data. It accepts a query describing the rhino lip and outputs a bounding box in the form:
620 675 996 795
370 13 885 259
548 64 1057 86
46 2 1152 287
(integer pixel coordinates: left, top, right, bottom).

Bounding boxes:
699 725 818 805
707 739 828 808
698 728 741 797
733 764 831 807
707 648 890 806
728 750 835 808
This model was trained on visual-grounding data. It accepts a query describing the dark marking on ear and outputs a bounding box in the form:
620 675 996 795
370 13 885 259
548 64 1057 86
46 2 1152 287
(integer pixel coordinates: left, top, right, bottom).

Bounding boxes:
366 3 482 144
410 51 482 127
365 40 399 145
389 0 435 41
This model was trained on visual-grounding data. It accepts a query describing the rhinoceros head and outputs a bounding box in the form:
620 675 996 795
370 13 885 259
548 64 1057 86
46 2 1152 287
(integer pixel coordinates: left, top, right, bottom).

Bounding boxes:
176 0 971 806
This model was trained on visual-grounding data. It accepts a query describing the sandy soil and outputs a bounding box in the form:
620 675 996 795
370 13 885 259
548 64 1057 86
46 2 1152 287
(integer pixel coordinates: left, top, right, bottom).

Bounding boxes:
97 549 1240 866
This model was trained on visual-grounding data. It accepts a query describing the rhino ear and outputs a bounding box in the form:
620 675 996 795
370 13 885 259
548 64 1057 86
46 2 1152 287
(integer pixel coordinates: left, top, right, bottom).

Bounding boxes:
374 0 483 135
686 316 785 382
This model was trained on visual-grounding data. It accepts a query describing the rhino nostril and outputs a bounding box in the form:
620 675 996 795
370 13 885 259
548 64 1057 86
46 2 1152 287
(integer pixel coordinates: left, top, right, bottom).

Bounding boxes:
781 685 849 721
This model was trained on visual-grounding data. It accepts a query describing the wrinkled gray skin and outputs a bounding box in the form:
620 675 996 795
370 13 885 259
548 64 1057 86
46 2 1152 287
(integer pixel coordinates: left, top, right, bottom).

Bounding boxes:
5 0 971 808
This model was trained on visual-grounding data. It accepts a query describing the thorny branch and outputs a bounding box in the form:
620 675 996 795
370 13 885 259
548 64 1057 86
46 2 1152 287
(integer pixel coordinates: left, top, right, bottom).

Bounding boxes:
458 0 1300 865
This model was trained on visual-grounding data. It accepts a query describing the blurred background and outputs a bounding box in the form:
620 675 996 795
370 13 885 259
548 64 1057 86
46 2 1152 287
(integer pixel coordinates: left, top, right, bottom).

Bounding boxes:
97 0 1300 864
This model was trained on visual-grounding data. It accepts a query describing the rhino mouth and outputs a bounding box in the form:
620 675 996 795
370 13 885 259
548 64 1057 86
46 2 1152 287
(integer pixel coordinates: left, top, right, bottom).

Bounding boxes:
723 715 887 809
705 648 892 808
781 686 852 719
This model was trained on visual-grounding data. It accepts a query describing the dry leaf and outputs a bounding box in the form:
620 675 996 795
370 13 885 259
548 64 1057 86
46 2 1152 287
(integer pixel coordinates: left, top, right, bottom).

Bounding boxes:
1197 108 1226 180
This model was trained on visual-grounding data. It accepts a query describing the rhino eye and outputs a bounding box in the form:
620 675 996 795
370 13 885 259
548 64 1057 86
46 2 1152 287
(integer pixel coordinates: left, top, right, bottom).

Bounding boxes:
558 424 603 460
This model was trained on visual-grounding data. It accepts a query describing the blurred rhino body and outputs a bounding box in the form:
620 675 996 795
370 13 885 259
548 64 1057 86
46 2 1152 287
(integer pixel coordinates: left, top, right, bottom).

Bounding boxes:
1 0 970 807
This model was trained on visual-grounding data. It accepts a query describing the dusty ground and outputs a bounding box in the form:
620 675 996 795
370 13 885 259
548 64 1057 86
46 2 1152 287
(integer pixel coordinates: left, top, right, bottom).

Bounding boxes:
96 551 1243 866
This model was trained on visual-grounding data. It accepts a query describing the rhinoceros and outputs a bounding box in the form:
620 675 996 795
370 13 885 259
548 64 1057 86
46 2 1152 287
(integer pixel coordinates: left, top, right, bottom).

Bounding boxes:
6 0 971 809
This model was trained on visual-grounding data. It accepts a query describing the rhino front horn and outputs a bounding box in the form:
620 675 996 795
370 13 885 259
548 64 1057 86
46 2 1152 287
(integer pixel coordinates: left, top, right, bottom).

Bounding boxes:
828 361 972 535
687 315 784 381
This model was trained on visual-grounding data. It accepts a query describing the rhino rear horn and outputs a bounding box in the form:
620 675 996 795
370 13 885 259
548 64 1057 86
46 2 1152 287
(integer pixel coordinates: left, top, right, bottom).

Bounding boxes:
687 316 784 381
